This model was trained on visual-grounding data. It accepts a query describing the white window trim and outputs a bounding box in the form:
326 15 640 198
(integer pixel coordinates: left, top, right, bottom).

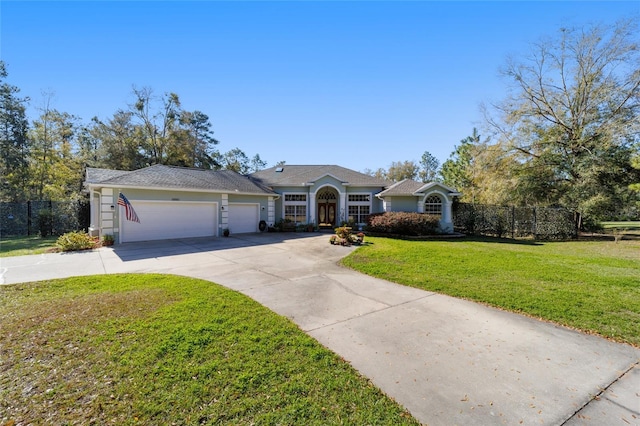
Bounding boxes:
282 192 308 224
346 192 372 224
424 194 443 216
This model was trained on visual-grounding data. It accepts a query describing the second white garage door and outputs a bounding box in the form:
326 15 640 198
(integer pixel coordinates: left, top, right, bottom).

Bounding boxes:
228 203 259 234
120 201 217 243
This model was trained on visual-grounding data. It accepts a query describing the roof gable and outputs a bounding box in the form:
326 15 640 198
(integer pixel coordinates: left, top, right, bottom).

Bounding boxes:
413 182 460 195
377 179 460 197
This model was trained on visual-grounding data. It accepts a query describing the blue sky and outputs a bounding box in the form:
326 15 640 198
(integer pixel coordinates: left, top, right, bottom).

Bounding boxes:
2 1 638 172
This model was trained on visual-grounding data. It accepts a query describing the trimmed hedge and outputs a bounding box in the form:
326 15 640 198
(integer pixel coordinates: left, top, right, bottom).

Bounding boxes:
366 212 441 236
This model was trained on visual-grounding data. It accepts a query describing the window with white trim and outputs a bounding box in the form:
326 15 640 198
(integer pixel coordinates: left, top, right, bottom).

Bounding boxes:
285 194 306 202
424 195 442 216
348 194 370 202
347 193 371 223
284 193 307 223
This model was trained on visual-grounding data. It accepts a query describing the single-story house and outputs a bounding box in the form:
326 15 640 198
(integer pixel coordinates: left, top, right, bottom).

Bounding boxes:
85 164 460 243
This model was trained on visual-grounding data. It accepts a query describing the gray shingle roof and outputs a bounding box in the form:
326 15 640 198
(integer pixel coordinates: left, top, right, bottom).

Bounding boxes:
377 179 425 196
85 165 277 195
250 165 390 187
377 179 461 197
85 168 131 183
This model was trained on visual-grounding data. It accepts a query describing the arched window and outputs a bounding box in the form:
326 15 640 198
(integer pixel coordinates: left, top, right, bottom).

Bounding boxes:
317 188 337 200
424 195 442 216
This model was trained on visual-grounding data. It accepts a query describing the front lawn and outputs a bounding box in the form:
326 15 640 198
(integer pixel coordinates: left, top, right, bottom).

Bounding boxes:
0 274 418 425
0 235 58 257
342 236 640 346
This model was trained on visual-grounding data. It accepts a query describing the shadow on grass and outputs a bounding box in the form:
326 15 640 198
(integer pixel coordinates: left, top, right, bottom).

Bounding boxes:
439 235 547 246
452 235 544 245
369 233 544 246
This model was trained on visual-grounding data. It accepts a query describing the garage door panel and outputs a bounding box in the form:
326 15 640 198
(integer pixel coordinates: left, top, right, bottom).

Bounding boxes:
121 201 217 243
229 204 259 234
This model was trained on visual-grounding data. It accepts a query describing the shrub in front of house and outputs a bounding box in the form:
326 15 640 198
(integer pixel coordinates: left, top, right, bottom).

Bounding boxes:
366 212 441 236
329 226 364 246
56 231 97 252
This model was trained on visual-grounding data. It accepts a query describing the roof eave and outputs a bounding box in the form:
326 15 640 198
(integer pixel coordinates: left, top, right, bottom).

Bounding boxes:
85 182 277 197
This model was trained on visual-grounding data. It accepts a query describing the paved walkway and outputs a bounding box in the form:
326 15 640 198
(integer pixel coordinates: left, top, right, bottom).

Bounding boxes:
2 233 638 425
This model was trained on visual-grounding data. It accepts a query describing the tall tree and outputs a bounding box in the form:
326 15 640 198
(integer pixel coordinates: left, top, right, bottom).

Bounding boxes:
130 87 180 165
179 110 220 169
630 153 640 214
128 88 220 168
0 61 30 201
249 153 267 173
29 97 82 200
418 151 440 182
386 160 419 182
363 167 387 180
440 129 481 201
88 111 145 170
222 147 250 174
631 154 640 194
486 19 640 218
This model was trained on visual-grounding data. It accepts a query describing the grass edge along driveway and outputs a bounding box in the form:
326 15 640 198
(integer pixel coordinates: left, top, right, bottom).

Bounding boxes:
342 236 640 347
0 235 58 257
0 274 418 425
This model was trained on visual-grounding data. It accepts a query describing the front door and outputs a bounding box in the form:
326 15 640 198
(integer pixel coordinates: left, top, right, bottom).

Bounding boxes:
318 202 336 227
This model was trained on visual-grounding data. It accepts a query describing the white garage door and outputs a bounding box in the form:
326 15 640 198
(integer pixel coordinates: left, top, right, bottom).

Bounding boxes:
228 203 259 234
120 201 217 243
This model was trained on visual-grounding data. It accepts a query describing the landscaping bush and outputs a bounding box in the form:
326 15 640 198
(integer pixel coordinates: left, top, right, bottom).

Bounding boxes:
366 212 440 236
330 226 362 246
102 234 114 246
56 231 97 252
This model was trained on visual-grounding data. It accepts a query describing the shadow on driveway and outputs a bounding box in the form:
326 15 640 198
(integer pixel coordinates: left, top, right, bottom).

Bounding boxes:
110 232 324 262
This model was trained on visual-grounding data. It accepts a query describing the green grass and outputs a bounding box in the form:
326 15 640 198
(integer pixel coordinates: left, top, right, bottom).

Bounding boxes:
0 274 418 425
342 236 640 346
0 235 58 257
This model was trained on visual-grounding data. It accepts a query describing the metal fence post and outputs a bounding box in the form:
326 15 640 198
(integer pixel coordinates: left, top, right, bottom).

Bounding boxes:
27 200 32 236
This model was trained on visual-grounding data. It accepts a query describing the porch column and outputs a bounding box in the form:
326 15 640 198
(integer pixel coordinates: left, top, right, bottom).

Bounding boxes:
417 198 424 213
100 188 114 238
441 197 453 233
221 194 229 230
339 192 346 223
268 197 275 226
307 187 315 225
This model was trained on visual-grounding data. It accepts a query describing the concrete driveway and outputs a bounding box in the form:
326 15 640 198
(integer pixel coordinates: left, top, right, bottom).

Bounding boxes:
1 233 638 425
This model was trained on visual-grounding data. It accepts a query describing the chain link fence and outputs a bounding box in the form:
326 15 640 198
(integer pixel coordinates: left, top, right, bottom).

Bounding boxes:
0 200 90 237
453 203 578 240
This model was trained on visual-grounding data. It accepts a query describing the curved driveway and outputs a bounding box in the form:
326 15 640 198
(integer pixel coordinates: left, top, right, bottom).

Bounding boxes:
2 233 638 425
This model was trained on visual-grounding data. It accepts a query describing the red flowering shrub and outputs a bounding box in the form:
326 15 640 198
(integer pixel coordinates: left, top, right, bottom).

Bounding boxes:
366 212 440 236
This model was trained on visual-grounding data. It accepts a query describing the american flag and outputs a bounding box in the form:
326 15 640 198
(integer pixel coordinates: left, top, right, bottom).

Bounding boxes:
117 193 140 223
